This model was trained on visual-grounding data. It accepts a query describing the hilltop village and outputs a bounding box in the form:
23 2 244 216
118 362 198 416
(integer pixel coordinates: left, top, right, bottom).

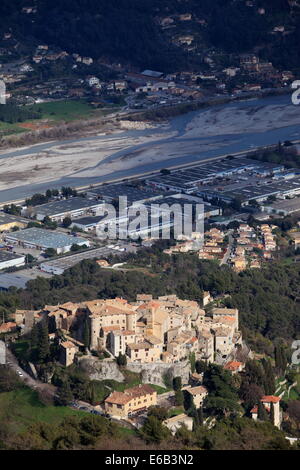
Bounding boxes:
1 291 284 431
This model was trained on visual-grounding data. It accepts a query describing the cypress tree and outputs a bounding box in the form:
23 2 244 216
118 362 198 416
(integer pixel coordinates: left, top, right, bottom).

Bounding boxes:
37 320 50 363
57 381 73 406
262 359 275 395
198 407 204 426
258 401 268 421
30 323 39 349
275 345 287 374
116 353 127 367
173 376 182 391
83 319 90 350
270 402 275 425
175 390 184 406
89 382 97 406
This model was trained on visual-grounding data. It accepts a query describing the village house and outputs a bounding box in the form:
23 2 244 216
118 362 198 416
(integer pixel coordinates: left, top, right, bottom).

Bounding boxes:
110 330 138 357
198 330 215 363
60 341 79 367
224 361 245 375
126 339 162 363
0 322 17 334
202 291 212 307
183 385 208 408
163 414 193 434
12 309 42 332
251 396 282 428
105 384 157 419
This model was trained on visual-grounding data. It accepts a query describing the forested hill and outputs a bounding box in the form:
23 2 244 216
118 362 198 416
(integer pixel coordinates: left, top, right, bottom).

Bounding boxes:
0 0 300 72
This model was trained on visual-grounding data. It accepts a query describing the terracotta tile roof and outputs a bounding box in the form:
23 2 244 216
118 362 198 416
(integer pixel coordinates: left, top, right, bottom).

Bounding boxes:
61 341 77 349
187 386 208 396
105 391 131 405
219 316 236 323
87 300 136 316
101 325 121 332
136 294 153 301
137 301 162 310
48 309 68 317
212 308 238 316
117 330 136 336
105 384 155 405
224 361 244 371
0 322 16 333
261 395 280 403
127 342 152 350
145 335 162 345
60 302 78 311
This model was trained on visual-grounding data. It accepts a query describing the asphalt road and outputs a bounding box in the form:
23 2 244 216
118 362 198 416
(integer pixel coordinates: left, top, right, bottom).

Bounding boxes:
5 345 56 399
220 231 234 266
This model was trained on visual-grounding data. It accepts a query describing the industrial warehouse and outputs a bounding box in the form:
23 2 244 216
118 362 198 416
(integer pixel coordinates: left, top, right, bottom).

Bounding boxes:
4 228 90 254
0 213 28 232
199 175 300 206
146 158 285 193
39 245 130 275
87 183 164 204
261 197 300 216
0 251 25 271
28 197 105 222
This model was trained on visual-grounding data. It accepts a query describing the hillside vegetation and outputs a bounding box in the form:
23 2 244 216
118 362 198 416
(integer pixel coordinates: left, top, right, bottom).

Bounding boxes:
1 0 300 71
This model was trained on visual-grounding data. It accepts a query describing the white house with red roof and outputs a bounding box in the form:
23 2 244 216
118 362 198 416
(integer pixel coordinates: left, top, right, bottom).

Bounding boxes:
251 395 282 428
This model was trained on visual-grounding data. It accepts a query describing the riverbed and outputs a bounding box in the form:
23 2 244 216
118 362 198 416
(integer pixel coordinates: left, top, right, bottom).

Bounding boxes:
0 93 299 203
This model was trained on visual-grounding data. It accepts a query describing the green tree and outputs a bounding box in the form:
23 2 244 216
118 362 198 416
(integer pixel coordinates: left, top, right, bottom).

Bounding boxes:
189 352 196 373
175 390 184 406
198 407 204 426
62 217 72 228
261 359 275 395
44 248 57 258
37 319 50 363
56 380 73 406
43 216 57 230
275 344 287 375
83 319 90 350
116 353 127 367
172 376 182 391
270 402 275 425
195 360 208 374
141 415 170 443
257 401 268 421
147 406 168 421
183 390 195 413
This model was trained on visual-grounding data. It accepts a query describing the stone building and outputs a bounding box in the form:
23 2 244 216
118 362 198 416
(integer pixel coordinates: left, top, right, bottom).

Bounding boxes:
104 384 157 419
59 341 78 367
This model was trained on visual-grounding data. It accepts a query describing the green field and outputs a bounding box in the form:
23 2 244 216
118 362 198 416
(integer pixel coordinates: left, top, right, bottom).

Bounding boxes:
0 121 28 136
28 99 98 122
0 387 87 433
149 384 171 394
167 406 184 418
